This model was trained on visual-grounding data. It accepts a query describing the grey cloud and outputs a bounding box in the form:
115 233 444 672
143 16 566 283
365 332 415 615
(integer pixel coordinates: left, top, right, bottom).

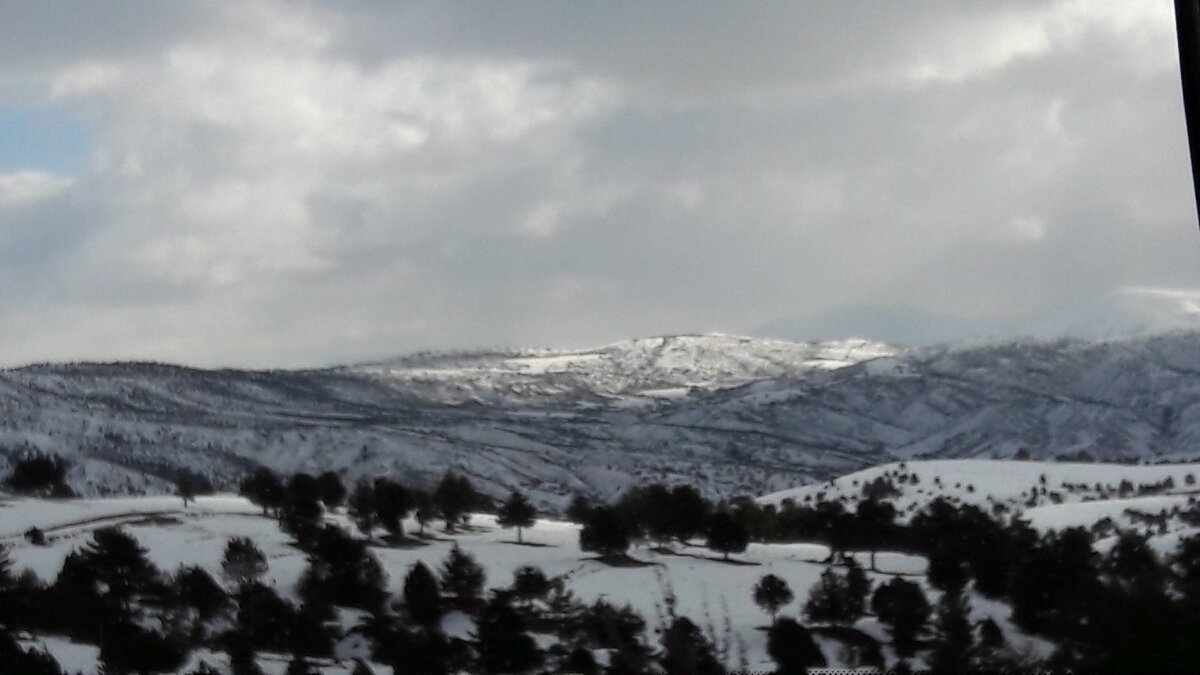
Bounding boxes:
0 1 1194 367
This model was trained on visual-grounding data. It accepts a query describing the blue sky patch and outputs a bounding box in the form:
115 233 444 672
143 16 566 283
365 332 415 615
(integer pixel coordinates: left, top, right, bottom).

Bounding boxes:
0 105 90 174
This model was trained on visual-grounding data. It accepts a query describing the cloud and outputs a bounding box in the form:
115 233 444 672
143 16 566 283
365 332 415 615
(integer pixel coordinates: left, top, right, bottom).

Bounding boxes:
0 0 1194 366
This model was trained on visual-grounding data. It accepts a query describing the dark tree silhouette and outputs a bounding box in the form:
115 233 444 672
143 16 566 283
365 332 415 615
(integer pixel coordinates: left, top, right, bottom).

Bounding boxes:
403 562 443 627
475 593 542 674
659 616 724 675
854 498 896 570
930 588 974 674
579 506 632 559
566 494 593 524
440 544 485 610
669 485 710 544
871 578 930 658
433 471 477 531
753 574 793 624
706 510 749 560
348 480 377 539
239 467 284 516
497 491 537 543
6 452 72 497
373 478 413 541
176 565 230 622
803 566 864 625
512 566 550 608
767 618 826 675
222 537 269 590
315 471 347 510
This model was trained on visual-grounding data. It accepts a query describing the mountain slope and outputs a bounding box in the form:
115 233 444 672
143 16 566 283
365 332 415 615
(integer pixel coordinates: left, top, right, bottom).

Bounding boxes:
3 333 1200 508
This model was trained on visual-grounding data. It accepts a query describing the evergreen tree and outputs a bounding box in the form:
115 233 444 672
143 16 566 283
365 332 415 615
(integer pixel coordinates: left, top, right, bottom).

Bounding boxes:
512 566 550 608
315 471 347 509
802 566 863 625
440 544 486 610
563 645 599 675
497 491 537 543
373 478 413 541
752 574 793 624
55 527 163 617
854 498 896 570
298 525 388 612
566 494 593 523
929 588 974 674
239 467 284 516
280 473 324 544
475 593 542 673
1106 530 1162 590
177 472 199 506
403 562 443 627
176 565 230 622
871 578 930 658
222 536 269 589
233 582 297 653
668 485 710 544
413 489 436 535
658 616 724 675
434 471 476 531
6 452 71 496
98 621 188 675
579 506 632 559
767 618 826 675
843 558 871 618
0 631 66 675
706 511 749 560
348 480 377 539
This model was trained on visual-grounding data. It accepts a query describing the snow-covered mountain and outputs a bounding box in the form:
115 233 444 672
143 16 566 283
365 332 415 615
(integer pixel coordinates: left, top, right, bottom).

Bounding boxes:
4 332 1200 508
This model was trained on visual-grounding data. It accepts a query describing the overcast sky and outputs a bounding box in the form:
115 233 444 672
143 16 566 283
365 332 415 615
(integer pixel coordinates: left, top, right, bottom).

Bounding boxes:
0 0 1197 367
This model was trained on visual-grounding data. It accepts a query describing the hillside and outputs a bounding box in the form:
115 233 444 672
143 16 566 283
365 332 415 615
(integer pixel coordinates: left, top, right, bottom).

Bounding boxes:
4 333 1200 507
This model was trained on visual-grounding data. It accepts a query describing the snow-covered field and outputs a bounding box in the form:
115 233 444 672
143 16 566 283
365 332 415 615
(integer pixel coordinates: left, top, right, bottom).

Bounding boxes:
761 459 1200 524
0 492 955 673
12 458 1189 674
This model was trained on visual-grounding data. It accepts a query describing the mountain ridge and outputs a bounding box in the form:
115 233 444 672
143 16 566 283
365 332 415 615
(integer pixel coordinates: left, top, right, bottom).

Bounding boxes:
3 332 1200 509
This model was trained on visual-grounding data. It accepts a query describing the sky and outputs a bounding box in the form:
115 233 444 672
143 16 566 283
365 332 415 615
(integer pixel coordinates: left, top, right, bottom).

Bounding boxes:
0 0 1198 367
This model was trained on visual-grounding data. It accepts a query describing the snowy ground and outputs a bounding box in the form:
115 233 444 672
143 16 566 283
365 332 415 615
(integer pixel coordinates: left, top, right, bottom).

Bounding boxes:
7 459 1197 673
760 459 1200 522
0 494 943 673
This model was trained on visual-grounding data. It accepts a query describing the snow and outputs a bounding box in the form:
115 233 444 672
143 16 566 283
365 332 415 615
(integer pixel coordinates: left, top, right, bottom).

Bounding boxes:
0 493 929 673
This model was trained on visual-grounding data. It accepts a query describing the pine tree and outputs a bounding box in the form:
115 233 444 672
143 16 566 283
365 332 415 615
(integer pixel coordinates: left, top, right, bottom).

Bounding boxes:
802 566 863 625
930 588 974 673
579 506 632 559
434 471 476 532
871 578 930 658
512 566 550 608
566 494 593 523
440 544 485 610
239 467 284 516
843 557 871 618
222 537 269 590
348 480 377 539
373 478 413 541
767 618 826 675
475 594 542 673
753 574 793 624
658 616 724 675
497 491 537 543
706 511 749 560
403 562 443 627
176 565 230 621
315 471 347 509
